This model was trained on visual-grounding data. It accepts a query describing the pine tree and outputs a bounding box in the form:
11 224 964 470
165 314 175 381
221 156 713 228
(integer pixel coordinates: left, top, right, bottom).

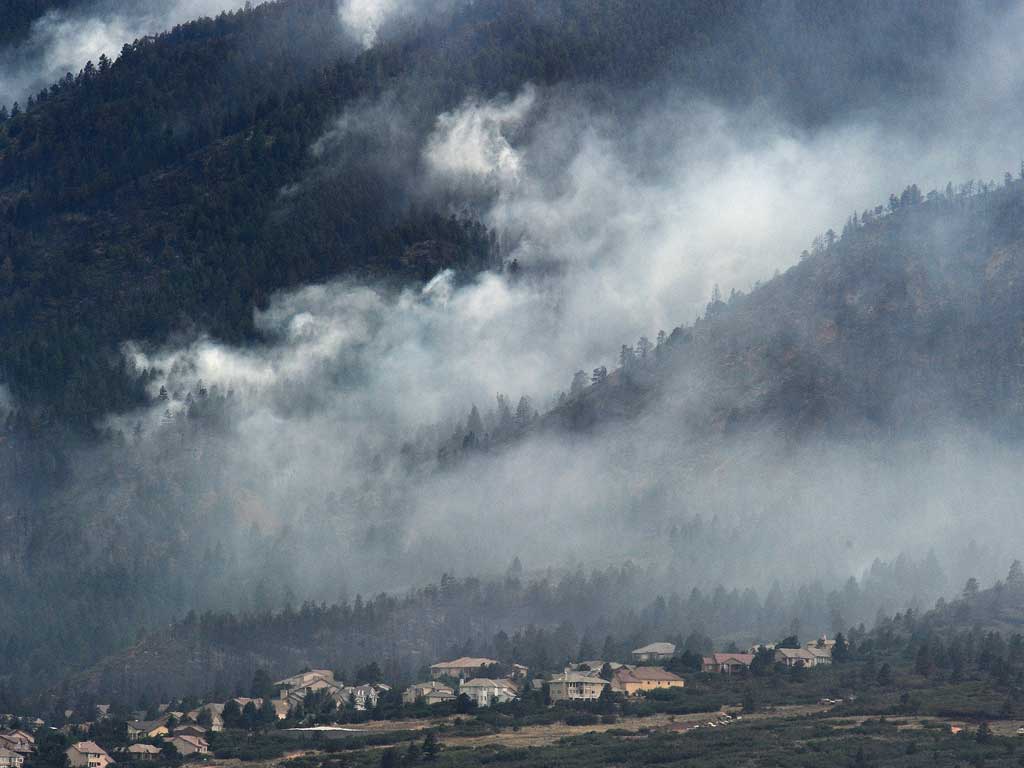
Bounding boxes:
422 731 441 761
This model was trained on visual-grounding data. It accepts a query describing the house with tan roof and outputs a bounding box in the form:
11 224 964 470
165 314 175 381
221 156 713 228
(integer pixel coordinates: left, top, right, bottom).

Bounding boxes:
66 741 113 768
0 747 24 768
402 682 456 706
430 657 500 680
631 642 676 663
774 647 818 668
457 678 518 707
184 704 224 732
173 724 207 739
166 735 208 756
808 646 833 665
611 666 685 696
0 731 34 756
127 718 170 741
123 744 161 761
548 672 609 702
275 670 347 708
702 653 755 674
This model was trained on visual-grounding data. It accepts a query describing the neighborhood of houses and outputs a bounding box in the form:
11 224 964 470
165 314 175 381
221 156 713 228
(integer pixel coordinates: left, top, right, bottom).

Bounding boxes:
398 636 836 708
0 636 837 764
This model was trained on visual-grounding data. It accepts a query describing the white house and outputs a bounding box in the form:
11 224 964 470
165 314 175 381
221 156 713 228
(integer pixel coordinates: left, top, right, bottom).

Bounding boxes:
458 678 518 707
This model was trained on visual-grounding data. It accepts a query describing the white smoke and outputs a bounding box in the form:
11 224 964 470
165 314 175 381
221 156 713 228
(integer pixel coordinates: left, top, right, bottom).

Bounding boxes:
424 85 536 188
0 0 255 107
337 0 400 48
336 0 459 49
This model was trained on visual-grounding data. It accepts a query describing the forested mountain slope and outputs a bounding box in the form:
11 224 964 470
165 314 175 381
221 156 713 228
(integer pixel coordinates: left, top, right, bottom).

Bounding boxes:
0 0 983 426
1 0 1021 715
548 180 1024 441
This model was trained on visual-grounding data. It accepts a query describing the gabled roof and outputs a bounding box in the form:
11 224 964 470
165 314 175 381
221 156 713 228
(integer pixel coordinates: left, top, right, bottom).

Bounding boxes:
407 681 454 694
550 672 610 685
615 666 684 682
632 642 676 655
70 742 108 757
128 719 168 734
126 744 162 754
171 735 207 749
460 677 518 691
431 657 498 669
274 669 336 688
775 647 815 659
0 747 22 760
704 653 755 665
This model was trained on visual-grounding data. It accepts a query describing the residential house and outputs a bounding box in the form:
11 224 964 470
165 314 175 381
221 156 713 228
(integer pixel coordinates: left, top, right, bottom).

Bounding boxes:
631 643 676 664
0 731 34 756
185 704 224 732
805 636 834 665
0 747 24 768
701 653 755 674
548 672 609 702
66 742 113 768
173 725 207 739
808 646 833 665
340 684 389 711
805 636 836 653
611 666 685 696
402 682 456 706
166 735 209 756
123 744 162 761
275 670 347 709
774 647 818 668
127 719 170 742
458 678 518 707
430 657 500 681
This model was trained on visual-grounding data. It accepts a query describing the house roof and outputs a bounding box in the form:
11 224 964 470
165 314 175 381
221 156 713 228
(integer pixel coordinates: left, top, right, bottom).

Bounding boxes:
71 742 108 757
128 719 168 733
171 735 207 748
173 725 207 734
704 653 755 665
550 672 610 685
126 745 162 754
274 670 336 688
775 647 815 659
431 657 498 669
408 682 454 694
460 678 518 691
0 747 21 760
615 666 684 683
632 642 676 655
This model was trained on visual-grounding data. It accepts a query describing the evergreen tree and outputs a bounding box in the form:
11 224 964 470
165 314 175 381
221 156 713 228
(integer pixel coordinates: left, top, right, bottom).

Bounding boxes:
422 731 441 761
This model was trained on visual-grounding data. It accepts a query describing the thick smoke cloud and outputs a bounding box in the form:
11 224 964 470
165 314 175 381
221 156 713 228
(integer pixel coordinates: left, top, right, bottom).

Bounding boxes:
0 0 254 107
105 60 1024 616
27 0 1024 632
